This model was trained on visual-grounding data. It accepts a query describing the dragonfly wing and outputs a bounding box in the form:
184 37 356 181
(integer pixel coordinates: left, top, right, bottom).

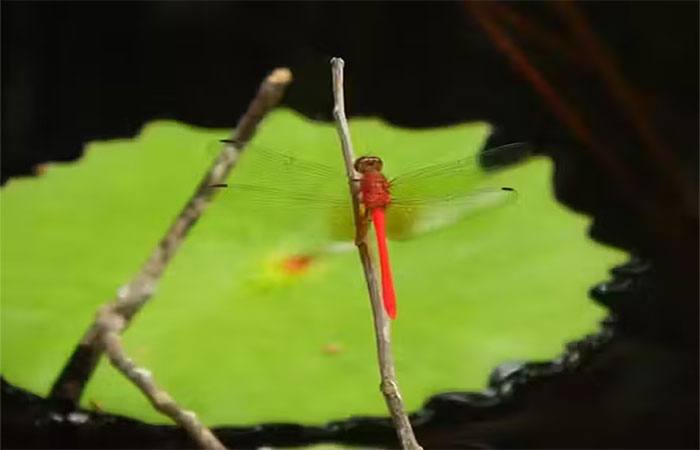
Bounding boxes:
385 143 526 239
385 187 517 240
222 184 350 210
389 143 530 203
208 141 358 240
327 201 357 241
214 142 349 208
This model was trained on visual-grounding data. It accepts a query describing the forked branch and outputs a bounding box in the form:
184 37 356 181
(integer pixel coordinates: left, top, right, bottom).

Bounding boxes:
97 307 226 449
49 68 292 448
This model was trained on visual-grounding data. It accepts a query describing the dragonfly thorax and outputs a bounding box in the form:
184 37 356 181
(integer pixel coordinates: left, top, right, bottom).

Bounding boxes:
360 170 392 210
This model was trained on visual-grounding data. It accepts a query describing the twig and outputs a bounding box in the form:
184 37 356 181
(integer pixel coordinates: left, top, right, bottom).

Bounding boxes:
49 68 293 405
330 57 422 450
96 306 226 449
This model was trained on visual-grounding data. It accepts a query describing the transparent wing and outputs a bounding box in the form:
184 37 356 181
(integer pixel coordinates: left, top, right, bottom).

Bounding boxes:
209 140 523 241
210 141 349 208
385 187 517 240
389 143 530 205
385 143 528 240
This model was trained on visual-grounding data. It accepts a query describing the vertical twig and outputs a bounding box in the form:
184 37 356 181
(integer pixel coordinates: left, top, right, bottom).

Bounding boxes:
330 57 422 450
49 68 292 440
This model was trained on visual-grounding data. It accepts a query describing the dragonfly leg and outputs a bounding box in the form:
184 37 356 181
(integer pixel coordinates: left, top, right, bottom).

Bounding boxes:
355 206 370 245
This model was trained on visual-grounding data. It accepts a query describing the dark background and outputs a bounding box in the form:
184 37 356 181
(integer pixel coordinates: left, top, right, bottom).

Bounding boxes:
2 2 698 448
5 2 696 177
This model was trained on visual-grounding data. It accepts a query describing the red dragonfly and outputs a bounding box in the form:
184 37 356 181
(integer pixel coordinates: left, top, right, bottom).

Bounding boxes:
214 139 527 319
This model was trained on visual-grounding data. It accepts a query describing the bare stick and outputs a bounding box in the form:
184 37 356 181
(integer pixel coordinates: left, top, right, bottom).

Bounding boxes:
96 306 226 449
50 68 293 405
330 57 422 450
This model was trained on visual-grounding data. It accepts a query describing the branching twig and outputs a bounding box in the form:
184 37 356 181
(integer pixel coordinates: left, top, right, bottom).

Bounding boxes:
330 57 422 450
49 68 292 440
96 306 226 449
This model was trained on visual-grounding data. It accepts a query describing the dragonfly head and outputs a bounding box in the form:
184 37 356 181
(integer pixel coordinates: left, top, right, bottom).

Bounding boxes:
354 156 384 173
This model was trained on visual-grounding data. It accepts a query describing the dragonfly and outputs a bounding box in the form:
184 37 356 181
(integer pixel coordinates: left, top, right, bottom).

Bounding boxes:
212 139 529 320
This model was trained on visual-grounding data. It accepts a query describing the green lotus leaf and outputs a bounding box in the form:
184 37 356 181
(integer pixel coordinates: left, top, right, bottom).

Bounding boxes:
0 109 624 425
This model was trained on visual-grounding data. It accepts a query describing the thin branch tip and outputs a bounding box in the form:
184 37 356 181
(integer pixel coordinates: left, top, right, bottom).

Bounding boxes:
268 67 293 84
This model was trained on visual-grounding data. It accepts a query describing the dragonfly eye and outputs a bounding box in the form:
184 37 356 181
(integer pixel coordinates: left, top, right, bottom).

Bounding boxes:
354 156 383 173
